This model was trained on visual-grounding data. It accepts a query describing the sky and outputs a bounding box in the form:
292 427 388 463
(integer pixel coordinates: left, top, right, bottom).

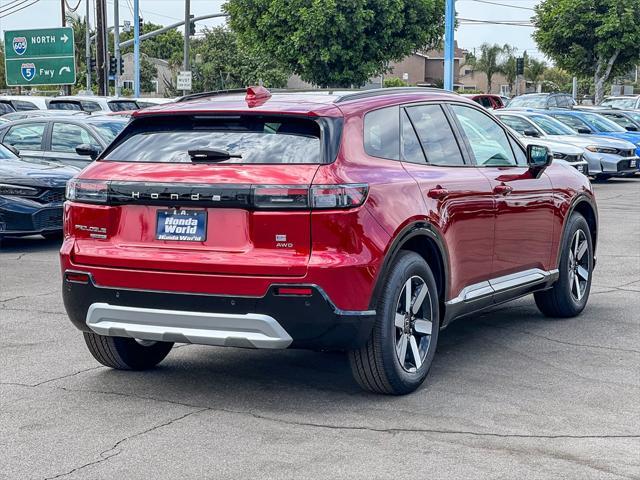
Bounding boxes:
0 0 543 59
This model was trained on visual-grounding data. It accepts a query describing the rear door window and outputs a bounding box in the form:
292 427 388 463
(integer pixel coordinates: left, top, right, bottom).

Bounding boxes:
0 102 15 115
498 115 537 135
51 123 101 152
106 115 324 164
3 122 46 150
364 106 399 160
401 110 426 164
406 104 465 166
108 101 138 111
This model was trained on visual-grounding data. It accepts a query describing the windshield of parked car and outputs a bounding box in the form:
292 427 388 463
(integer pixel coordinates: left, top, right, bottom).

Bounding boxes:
105 115 323 164
580 113 627 132
528 115 576 135
87 120 127 143
507 95 547 108
601 97 637 109
108 101 138 112
626 112 640 124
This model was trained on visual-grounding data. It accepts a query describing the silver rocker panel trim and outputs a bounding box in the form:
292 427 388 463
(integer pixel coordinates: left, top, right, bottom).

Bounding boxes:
86 303 293 349
446 268 559 305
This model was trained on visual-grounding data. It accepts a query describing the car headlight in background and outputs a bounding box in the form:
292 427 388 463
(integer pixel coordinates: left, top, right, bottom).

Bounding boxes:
553 152 566 159
585 146 617 154
0 183 38 196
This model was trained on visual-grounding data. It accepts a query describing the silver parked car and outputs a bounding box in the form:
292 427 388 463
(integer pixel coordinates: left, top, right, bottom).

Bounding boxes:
0 116 127 169
513 131 589 175
495 111 638 179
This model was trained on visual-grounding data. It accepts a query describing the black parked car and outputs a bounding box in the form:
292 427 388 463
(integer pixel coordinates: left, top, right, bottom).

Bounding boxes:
0 143 76 241
0 116 128 169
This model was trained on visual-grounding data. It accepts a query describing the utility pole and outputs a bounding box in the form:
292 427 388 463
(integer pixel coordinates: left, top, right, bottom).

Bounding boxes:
61 0 71 95
96 0 108 95
183 0 191 96
133 0 140 97
86 0 92 92
443 0 455 91
113 0 121 96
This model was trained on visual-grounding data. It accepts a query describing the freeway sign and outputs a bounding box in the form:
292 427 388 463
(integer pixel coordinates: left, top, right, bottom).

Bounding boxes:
4 27 76 87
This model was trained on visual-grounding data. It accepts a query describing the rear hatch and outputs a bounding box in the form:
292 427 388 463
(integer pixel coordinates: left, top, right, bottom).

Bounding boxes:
68 113 339 277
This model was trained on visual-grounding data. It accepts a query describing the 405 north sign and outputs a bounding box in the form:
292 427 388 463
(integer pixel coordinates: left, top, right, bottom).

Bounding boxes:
4 27 76 86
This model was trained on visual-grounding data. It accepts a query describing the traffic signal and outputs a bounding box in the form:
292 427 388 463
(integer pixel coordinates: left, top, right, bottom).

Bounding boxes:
109 57 118 76
189 20 196 36
89 58 96 71
138 16 143 31
516 57 525 76
118 57 124 75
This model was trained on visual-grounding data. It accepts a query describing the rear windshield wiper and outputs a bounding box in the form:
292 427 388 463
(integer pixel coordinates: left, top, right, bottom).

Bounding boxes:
187 149 242 162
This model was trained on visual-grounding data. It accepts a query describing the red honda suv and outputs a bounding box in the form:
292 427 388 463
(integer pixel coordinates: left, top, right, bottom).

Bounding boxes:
61 87 597 394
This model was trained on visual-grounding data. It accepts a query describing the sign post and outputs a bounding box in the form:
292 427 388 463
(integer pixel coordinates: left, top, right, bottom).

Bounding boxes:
4 27 76 87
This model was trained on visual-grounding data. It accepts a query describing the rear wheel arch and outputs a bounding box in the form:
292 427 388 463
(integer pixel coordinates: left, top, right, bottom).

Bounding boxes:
369 222 450 315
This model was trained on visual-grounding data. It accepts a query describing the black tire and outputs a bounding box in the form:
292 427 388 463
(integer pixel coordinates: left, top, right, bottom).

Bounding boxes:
83 332 174 370
593 174 611 182
42 231 63 240
534 213 593 318
348 251 440 395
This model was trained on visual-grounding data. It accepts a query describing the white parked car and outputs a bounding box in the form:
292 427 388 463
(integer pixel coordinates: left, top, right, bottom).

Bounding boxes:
133 97 175 108
0 95 51 114
48 96 139 113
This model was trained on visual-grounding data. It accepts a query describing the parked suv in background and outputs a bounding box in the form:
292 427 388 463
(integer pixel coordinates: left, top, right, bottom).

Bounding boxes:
507 93 576 110
61 87 598 394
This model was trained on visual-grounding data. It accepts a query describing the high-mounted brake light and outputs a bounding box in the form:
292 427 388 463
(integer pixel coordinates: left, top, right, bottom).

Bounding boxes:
66 179 108 203
245 86 272 108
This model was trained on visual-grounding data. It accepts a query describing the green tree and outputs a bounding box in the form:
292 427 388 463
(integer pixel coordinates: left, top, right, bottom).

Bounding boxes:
467 43 505 93
0 41 6 89
540 67 572 92
525 58 547 90
189 26 289 92
225 0 445 88
65 14 92 92
383 77 408 88
534 0 640 103
498 45 518 94
139 55 157 93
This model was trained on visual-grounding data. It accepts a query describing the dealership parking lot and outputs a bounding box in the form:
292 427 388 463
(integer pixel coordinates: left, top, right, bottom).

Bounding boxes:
1 178 638 479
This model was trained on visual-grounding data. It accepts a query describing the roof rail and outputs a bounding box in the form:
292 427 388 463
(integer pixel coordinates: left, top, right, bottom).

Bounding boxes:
176 88 247 103
333 87 450 103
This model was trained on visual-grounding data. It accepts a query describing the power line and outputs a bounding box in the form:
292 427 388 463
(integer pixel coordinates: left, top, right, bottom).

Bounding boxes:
466 0 535 10
0 0 33 14
0 0 40 18
458 17 534 27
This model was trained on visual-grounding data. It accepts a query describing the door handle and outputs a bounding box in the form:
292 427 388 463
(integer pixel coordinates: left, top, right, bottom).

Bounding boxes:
427 186 449 200
493 184 513 196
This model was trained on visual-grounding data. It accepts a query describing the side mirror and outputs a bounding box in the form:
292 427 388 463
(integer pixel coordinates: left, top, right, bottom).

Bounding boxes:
577 127 592 134
527 144 552 174
3 143 19 156
625 126 638 132
75 144 100 160
523 129 540 138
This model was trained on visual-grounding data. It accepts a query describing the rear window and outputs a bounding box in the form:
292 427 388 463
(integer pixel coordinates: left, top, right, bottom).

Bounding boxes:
508 95 548 108
50 101 82 111
105 115 323 164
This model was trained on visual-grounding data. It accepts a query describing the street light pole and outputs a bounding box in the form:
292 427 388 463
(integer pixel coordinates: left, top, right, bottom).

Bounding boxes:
114 0 121 96
443 0 455 91
183 0 190 96
133 0 140 97
86 0 91 92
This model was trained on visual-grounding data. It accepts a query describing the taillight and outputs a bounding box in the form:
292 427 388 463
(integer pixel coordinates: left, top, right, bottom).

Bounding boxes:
66 179 108 203
251 184 368 210
310 184 368 209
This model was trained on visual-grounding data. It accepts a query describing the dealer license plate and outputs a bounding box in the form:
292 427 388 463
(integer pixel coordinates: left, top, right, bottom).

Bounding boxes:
156 209 207 242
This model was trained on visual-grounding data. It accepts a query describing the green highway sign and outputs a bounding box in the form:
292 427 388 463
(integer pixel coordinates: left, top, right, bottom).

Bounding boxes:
4 27 76 86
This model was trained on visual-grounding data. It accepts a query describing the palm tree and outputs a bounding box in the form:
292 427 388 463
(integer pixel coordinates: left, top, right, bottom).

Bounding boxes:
499 45 518 95
466 43 505 93
525 58 547 92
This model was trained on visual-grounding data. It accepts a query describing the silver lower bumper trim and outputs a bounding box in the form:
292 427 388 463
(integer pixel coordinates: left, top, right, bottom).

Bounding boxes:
86 303 293 349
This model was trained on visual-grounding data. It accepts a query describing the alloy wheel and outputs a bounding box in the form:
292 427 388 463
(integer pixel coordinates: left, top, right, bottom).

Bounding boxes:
568 229 590 302
394 275 433 373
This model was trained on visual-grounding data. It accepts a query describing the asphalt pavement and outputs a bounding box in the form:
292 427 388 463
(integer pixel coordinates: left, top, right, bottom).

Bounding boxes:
1 178 639 480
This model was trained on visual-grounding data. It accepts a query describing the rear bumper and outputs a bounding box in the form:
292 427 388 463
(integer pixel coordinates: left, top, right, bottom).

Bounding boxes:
63 273 376 350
